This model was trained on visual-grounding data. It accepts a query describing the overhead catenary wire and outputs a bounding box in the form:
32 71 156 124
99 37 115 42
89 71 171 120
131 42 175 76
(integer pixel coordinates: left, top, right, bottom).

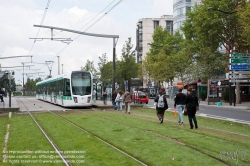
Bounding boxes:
29 0 52 55
31 0 124 75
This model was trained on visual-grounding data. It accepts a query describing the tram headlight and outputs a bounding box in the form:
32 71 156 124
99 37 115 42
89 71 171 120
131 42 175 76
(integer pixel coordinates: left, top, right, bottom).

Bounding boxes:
73 97 78 103
87 97 91 103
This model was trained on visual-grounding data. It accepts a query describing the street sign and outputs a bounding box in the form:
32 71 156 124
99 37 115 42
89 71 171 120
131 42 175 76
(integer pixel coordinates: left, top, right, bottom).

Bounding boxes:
230 53 249 57
230 58 249 63
229 71 250 74
229 75 250 79
229 80 250 83
230 65 250 70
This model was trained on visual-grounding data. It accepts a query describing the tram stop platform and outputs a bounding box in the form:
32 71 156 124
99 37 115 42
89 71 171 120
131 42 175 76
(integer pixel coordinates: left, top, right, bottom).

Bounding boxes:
0 97 143 113
0 96 19 112
92 100 143 109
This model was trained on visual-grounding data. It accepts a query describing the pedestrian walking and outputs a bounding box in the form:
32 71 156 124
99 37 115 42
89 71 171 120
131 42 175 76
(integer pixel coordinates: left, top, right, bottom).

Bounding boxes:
174 88 186 125
185 88 199 129
123 89 132 114
115 90 123 112
112 90 117 110
0 88 5 102
154 89 168 123
102 86 107 105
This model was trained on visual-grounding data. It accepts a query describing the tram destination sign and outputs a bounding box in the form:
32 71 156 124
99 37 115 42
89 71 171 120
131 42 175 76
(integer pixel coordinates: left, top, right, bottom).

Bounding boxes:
230 58 249 63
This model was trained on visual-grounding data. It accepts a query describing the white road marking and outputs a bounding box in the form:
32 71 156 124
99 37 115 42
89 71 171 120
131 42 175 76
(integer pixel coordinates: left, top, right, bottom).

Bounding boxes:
145 106 250 125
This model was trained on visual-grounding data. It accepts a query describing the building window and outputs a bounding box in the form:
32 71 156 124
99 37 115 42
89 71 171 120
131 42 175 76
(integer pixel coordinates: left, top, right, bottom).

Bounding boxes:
186 6 191 12
139 35 142 41
186 0 191 2
166 21 173 34
153 21 159 29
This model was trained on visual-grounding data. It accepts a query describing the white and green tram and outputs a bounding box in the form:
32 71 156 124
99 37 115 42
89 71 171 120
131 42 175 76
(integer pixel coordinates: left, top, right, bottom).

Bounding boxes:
36 70 93 107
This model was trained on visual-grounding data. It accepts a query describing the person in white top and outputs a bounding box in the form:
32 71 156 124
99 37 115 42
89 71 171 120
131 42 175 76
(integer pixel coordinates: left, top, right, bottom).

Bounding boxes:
115 90 123 111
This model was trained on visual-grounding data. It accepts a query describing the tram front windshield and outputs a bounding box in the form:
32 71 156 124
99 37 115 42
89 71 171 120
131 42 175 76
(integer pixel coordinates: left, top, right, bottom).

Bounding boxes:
71 72 91 96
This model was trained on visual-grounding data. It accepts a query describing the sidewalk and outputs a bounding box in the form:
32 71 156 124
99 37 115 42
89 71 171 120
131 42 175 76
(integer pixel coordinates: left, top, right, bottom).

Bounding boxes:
1 97 250 112
0 96 19 112
166 98 250 110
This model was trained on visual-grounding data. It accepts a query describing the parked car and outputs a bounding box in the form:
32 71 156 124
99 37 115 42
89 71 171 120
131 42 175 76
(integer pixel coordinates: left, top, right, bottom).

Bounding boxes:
132 91 149 104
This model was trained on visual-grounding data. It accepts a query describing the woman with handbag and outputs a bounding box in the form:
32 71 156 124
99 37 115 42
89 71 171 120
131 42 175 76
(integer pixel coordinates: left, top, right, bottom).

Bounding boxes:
185 88 199 129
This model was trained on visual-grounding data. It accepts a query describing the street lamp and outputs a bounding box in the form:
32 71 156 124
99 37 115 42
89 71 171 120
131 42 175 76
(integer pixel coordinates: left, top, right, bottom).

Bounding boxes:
208 7 237 106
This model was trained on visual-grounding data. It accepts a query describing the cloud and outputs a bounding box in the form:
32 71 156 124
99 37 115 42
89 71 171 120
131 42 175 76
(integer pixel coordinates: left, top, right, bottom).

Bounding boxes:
0 0 172 83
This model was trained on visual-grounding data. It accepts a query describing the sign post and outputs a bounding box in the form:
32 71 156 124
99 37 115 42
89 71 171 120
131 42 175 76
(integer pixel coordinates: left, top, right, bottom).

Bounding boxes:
229 53 249 106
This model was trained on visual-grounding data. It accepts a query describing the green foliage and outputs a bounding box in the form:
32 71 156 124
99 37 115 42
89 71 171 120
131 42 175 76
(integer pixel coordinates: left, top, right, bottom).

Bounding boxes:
119 38 138 79
13 91 22 96
238 2 250 49
98 53 111 84
180 0 249 81
222 90 229 101
25 77 42 96
144 27 194 85
81 59 98 78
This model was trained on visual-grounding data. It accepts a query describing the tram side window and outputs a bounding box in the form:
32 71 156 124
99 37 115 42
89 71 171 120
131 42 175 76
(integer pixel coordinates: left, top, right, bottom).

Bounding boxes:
64 79 71 96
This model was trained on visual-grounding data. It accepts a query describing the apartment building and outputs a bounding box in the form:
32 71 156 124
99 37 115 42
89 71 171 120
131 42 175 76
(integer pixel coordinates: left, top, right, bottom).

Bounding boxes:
136 15 173 63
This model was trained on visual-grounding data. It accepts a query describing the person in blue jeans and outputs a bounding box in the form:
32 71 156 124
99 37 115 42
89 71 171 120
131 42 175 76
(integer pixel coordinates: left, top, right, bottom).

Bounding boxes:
115 90 123 112
174 88 186 125
111 90 117 110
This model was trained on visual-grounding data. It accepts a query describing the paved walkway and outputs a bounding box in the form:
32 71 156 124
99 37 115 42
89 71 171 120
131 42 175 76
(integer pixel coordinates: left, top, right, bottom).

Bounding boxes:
1 96 250 112
0 96 19 111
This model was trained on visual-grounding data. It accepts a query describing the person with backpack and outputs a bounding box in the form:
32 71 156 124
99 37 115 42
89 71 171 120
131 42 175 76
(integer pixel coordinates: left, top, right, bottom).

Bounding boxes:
154 89 168 123
185 88 199 129
123 89 132 114
174 88 186 125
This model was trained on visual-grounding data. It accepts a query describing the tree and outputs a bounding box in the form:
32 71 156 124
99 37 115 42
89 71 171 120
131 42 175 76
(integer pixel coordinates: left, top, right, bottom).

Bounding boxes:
81 60 98 78
119 38 138 82
24 77 42 96
238 1 250 48
152 50 172 83
181 0 249 104
97 53 114 85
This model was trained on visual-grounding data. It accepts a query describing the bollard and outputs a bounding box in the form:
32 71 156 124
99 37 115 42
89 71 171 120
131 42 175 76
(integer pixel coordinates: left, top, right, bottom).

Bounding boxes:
9 112 12 119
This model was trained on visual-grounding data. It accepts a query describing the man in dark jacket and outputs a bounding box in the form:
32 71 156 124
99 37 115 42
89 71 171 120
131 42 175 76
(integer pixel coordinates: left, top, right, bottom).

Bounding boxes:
154 90 168 123
174 88 186 125
0 88 5 102
185 88 199 129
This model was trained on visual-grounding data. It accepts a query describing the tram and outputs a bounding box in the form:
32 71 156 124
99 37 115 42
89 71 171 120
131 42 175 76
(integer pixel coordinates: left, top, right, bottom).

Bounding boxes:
36 70 93 107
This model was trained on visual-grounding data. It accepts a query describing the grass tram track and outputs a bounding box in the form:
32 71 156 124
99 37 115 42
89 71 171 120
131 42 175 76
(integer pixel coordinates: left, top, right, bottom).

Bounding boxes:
17 98 145 166
6 98 250 165
53 110 234 166
16 98 73 166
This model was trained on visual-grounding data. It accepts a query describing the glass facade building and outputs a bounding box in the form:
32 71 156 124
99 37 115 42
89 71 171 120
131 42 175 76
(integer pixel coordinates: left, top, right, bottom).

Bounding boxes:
173 0 201 32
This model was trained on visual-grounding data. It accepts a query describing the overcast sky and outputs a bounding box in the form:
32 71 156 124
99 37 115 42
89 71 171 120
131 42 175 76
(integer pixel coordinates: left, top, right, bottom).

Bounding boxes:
0 0 173 84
